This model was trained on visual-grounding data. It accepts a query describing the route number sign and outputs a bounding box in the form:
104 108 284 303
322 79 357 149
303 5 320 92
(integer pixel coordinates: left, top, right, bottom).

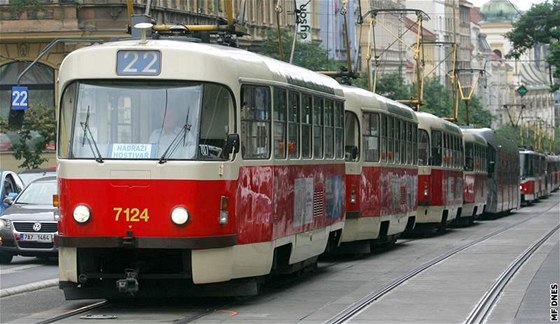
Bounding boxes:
11 86 29 110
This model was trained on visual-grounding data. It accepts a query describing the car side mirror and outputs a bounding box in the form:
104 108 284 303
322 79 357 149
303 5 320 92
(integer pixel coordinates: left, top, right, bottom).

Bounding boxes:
223 133 240 158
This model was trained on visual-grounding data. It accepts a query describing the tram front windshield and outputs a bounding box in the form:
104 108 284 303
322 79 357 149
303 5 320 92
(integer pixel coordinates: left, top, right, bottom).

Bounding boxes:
59 81 233 161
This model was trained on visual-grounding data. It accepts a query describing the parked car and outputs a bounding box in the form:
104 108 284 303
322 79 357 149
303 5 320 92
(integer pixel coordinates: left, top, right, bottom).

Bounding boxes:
18 167 56 187
0 133 12 151
0 176 58 264
0 170 24 215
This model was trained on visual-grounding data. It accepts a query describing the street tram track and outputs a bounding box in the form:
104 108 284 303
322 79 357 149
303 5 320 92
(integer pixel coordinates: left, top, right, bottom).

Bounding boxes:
20 203 558 324
325 203 559 324
464 223 560 324
37 300 108 324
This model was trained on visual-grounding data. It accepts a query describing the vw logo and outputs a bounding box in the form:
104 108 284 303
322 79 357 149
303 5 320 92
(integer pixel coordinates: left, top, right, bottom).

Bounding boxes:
32 223 42 232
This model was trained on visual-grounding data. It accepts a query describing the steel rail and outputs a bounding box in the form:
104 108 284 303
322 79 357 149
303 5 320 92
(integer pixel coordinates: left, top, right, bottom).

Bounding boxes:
36 300 108 324
464 224 560 324
325 203 558 324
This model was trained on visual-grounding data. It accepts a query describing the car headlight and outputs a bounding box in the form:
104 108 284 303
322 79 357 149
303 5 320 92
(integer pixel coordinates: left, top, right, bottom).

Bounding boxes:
73 205 91 224
171 207 189 225
0 219 10 230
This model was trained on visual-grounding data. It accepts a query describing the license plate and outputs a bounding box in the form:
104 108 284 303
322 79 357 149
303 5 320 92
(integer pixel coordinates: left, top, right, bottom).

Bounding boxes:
20 233 54 243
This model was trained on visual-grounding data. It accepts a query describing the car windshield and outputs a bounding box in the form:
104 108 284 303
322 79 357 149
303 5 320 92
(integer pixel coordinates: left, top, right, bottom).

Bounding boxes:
15 181 57 205
18 172 55 186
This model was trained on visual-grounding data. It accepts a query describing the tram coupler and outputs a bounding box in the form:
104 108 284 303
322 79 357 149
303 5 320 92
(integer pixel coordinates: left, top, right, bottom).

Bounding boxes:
116 268 139 295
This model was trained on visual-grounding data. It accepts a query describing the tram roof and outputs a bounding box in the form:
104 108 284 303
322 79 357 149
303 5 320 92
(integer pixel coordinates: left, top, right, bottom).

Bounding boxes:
58 39 344 97
341 86 417 122
461 129 488 147
415 111 462 136
468 128 518 153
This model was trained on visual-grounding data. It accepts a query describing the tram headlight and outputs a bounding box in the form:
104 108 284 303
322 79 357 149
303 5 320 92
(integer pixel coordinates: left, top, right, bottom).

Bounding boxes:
171 207 189 225
73 205 91 224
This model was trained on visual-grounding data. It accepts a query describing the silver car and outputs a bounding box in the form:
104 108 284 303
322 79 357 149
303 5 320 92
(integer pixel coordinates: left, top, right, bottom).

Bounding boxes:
0 176 58 264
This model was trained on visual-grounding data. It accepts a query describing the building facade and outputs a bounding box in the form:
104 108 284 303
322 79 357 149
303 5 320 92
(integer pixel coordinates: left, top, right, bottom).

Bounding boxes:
478 0 555 143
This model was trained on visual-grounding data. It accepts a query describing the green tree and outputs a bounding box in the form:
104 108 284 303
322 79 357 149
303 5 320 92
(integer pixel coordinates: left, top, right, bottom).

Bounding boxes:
420 77 454 118
0 105 56 169
506 0 560 90
496 124 522 147
373 72 412 102
257 28 342 71
456 96 493 128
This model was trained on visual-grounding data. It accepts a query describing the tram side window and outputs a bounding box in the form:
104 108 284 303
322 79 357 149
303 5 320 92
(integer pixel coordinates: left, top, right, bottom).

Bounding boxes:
241 85 271 159
380 115 387 162
431 130 442 166
456 136 462 169
363 112 379 162
335 101 345 159
199 83 231 160
273 88 287 159
412 126 417 166
478 145 483 171
394 118 400 163
344 111 359 162
288 91 300 159
302 95 312 159
465 142 474 171
324 99 334 158
527 154 534 176
313 96 323 158
418 129 429 166
400 120 406 164
406 122 412 165
442 133 449 167
387 117 394 163
399 120 407 164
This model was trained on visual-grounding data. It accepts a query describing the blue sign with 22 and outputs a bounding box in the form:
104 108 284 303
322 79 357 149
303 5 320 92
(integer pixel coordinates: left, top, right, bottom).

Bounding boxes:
11 86 29 110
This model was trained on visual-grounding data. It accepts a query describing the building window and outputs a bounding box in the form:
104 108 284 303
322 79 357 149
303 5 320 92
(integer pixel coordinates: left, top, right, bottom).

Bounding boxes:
0 62 54 120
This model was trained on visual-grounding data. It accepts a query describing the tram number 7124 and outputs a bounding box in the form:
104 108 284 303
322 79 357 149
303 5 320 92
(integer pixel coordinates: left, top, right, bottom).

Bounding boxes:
113 207 150 222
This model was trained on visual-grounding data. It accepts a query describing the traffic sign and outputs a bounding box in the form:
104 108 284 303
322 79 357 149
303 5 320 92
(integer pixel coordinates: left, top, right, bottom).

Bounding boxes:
516 85 528 97
11 86 29 110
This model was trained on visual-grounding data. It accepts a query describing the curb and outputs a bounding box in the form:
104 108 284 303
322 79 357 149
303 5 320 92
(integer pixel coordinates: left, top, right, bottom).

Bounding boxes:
0 279 59 298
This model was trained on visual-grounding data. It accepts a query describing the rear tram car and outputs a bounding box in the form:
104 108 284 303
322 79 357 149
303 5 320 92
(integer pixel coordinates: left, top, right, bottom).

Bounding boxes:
341 86 417 252
414 112 464 232
519 149 542 205
459 129 488 225
55 38 347 299
471 129 520 215
547 154 560 192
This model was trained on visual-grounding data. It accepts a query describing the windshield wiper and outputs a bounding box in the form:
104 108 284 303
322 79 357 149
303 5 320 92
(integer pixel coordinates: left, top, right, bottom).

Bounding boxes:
80 105 104 163
158 123 191 164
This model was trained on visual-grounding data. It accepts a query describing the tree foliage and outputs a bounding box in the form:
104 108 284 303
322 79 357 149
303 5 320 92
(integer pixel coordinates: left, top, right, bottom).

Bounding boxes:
506 0 560 90
257 28 342 71
258 30 492 128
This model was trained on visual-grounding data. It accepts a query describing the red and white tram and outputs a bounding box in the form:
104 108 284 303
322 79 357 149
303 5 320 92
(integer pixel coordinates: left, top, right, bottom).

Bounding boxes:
519 149 541 204
459 129 487 225
341 86 417 252
547 154 560 192
414 112 464 232
55 38 346 299
535 152 548 199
